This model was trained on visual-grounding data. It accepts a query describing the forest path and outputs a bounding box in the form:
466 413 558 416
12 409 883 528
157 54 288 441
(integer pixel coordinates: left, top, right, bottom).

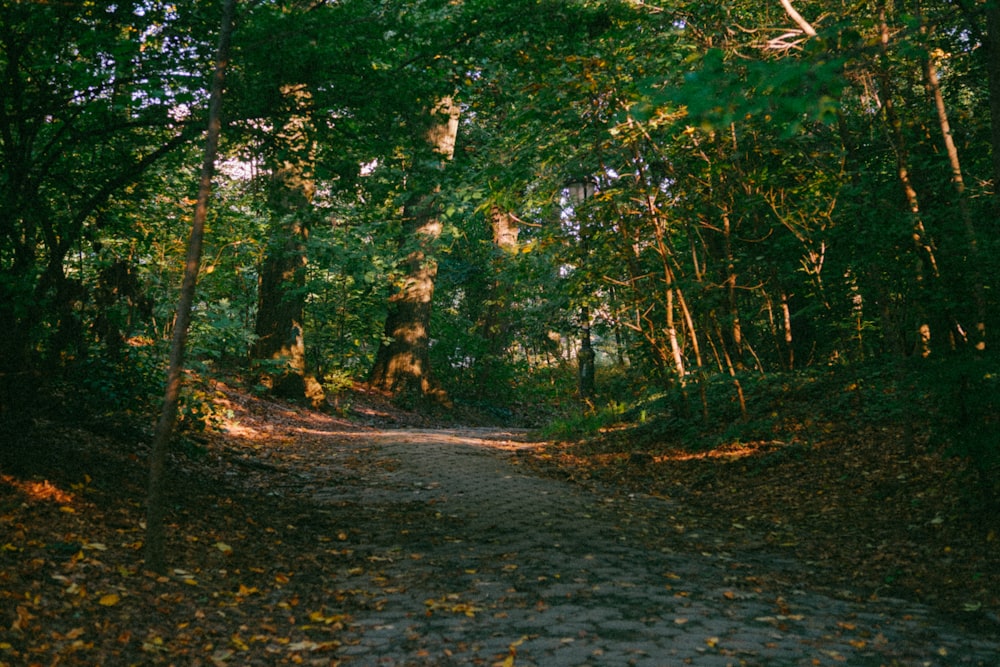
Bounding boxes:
250 419 999 666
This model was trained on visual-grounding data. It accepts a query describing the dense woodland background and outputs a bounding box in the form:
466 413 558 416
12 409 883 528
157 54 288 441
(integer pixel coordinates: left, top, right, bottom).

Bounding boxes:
2 0 999 515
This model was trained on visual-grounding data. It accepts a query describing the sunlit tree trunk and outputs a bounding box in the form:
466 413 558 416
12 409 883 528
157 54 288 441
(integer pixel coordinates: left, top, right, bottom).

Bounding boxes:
924 43 986 350
252 83 325 407
649 206 686 381
720 204 746 368
369 97 459 402
479 204 519 360
491 203 519 249
710 310 748 421
609 195 672 382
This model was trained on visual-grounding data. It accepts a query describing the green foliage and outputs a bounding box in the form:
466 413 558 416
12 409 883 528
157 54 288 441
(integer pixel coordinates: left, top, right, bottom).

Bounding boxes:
3 0 998 537
176 386 228 435
538 400 628 442
69 341 165 419
189 298 259 364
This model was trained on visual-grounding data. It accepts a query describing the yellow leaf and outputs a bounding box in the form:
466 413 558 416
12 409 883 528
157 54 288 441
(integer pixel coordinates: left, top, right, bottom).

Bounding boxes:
12 606 33 631
99 593 120 606
308 610 347 624
214 542 233 555
705 636 719 648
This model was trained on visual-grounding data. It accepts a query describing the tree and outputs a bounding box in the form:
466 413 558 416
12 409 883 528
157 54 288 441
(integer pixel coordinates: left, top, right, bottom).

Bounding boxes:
251 83 325 406
369 97 459 402
0 1 208 383
145 0 236 574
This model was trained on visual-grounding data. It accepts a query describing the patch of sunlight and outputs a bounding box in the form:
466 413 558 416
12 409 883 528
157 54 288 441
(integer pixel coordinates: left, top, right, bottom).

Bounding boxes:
1 475 75 504
655 441 790 463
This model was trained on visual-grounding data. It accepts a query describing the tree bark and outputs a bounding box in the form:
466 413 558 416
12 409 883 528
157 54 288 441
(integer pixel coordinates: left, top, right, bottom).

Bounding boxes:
369 97 459 402
252 83 325 407
778 0 817 37
145 0 235 574
478 204 519 361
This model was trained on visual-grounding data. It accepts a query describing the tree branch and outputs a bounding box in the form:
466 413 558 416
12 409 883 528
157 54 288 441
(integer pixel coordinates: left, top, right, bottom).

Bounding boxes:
779 0 817 37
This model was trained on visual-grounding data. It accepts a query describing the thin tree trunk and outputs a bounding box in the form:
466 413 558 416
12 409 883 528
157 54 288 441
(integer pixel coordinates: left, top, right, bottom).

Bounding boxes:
781 290 795 369
720 205 746 368
145 0 235 574
647 199 687 382
878 3 939 357
711 311 748 421
779 0 817 37
924 47 987 350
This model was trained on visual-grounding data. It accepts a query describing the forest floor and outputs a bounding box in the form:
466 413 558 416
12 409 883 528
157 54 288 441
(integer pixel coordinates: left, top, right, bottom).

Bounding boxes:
1 376 999 665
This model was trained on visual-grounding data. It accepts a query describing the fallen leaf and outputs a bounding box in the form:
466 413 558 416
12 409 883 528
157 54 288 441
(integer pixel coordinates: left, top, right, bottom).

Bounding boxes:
211 649 234 666
288 641 318 651
98 593 120 606
12 606 34 631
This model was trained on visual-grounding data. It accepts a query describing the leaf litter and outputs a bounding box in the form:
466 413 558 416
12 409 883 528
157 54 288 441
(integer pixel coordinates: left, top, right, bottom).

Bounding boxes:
2 377 999 666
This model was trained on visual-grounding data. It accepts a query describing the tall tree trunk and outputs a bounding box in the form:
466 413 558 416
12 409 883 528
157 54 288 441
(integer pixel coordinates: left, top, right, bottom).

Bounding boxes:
924 45 987 350
252 83 325 407
369 97 459 402
145 0 235 574
478 204 519 362
878 3 940 356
